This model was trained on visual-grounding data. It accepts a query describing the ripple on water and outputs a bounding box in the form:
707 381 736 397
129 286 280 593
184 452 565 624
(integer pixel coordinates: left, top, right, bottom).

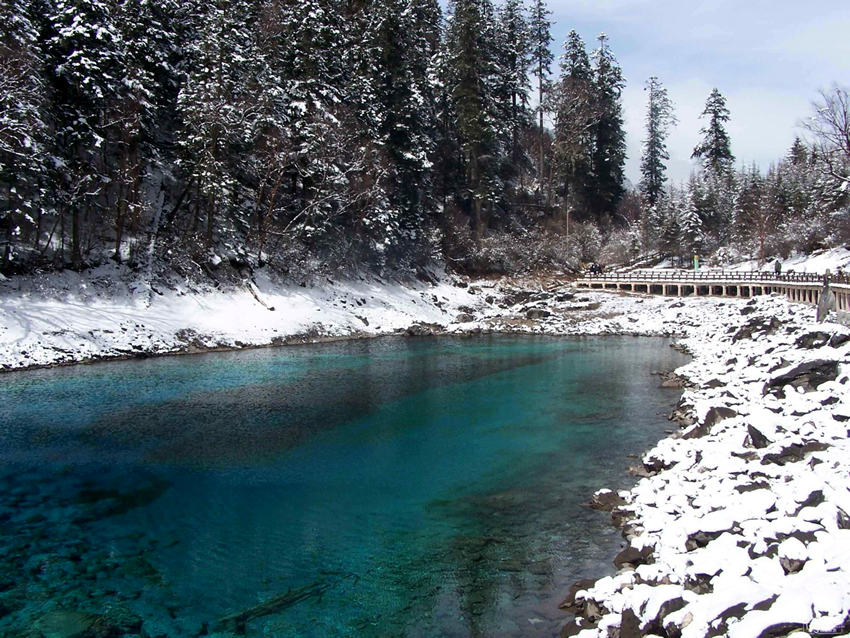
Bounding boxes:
0 335 688 637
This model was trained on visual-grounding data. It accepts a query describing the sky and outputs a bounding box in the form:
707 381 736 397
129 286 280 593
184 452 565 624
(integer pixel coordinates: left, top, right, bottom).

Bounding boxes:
549 0 850 185
442 0 850 185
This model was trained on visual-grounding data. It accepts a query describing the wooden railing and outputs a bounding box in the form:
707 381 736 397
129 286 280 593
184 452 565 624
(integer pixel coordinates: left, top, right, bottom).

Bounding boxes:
580 270 850 285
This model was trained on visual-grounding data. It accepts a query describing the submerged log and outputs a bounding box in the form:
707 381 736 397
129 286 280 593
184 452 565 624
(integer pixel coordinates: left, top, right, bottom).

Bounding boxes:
213 581 331 634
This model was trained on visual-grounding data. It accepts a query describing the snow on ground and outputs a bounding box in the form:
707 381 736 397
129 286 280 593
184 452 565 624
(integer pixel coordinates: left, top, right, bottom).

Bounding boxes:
3 266 850 637
540 293 850 638
720 246 850 274
0 265 496 371
643 246 850 276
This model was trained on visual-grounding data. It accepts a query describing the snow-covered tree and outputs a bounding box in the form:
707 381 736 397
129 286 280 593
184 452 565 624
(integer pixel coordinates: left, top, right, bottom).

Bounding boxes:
43 0 124 267
110 0 180 263
528 0 553 188
177 0 258 245
495 0 531 172
444 0 502 238
0 0 46 269
552 30 595 219
692 88 734 177
640 76 677 207
589 33 626 221
678 182 704 258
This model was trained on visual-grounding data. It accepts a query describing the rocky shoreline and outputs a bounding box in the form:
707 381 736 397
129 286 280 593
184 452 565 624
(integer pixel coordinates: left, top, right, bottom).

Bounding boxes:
552 294 850 638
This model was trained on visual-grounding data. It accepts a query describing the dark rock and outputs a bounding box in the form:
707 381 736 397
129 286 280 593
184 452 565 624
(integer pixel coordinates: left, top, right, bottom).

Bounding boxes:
761 441 830 465
755 622 806 638
628 464 653 478
526 308 552 319
748 543 780 560
684 572 714 594
838 508 850 529
793 490 825 514
829 333 850 348
559 578 598 612
732 316 781 342
614 544 654 569
753 594 779 611
643 454 676 474
795 331 832 349
731 450 759 462
707 602 747 636
763 359 840 397
686 529 730 551
747 424 772 449
643 597 687 636
780 556 807 574
669 406 697 429
705 378 726 389
587 490 626 512
659 372 687 388
619 608 641 638
501 290 531 306
560 618 593 638
404 323 444 337
611 507 634 530
705 406 738 428
456 313 475 323
682 422 710 440
556 292 576 302
736 480 770 493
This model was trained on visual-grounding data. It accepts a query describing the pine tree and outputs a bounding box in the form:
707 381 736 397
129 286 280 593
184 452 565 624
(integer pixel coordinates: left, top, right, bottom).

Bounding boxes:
42 0 124 267
658 189 681 258
589 33 626 221
640 76 677 207
444 0 502 238
177 0 257 246
495 0 531 171
110 0 180 263
692 88 734 176
678 182 704 259
358 0 441 261
528 0 553 191
787 137 808 167
734 163 772 264
0 0 46 269
552 30 595 220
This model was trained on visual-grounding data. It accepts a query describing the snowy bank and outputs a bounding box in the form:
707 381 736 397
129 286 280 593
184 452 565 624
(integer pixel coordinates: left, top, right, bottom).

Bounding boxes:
0 265 497 372
549 293 850 638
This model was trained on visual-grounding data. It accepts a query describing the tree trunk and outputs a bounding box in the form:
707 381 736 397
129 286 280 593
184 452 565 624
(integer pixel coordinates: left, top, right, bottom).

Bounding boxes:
538 67 545 193
71 205 82 269
115 149 127 263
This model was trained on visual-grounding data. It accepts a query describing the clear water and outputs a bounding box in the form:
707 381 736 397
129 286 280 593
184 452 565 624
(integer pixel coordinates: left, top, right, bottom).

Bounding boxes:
0 335 687 637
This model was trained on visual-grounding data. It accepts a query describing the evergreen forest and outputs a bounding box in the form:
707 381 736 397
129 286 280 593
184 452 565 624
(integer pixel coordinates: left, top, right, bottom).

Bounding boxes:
1 0 849 279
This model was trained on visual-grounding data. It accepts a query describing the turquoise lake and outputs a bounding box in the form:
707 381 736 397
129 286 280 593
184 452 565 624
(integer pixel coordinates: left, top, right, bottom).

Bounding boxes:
0 335 687 637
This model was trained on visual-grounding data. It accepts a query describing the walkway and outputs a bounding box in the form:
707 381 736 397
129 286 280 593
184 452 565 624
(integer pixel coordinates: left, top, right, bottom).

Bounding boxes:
577 270 850 312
